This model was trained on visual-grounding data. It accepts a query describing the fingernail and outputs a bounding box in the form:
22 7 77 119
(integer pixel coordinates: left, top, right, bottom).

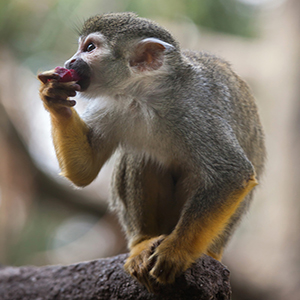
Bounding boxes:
73 84 81 91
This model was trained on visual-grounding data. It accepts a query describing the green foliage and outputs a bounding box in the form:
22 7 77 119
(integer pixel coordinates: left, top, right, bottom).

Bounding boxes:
0 0 258 63
124 0 258 37
0 0 259 74
0 0 82 69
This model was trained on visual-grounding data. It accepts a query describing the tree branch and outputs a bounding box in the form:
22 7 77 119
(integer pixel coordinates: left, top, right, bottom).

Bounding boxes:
0 254 231 300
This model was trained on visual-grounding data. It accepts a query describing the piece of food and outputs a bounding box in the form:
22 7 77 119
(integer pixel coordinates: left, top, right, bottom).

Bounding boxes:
54 66 81 82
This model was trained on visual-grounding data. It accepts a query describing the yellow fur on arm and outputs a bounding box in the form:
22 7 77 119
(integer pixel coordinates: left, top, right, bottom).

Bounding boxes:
173 176 258 262
50 107 100 187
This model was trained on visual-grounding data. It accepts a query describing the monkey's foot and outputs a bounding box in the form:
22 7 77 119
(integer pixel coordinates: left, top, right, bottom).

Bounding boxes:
124 235 165 293
148 236 195 285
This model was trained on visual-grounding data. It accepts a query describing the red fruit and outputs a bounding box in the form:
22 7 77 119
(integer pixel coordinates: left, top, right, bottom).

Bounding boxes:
54 66 81 82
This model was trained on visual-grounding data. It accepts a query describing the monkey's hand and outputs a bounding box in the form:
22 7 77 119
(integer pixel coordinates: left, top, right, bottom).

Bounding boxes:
125 235 197 292
148 235 195 285
38 69 81 118
124 235 166 293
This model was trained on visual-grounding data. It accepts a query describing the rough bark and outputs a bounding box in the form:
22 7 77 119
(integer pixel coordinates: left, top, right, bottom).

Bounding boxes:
0 253 231 300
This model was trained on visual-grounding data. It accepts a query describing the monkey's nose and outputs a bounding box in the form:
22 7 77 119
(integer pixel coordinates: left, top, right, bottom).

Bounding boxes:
65 58 76 69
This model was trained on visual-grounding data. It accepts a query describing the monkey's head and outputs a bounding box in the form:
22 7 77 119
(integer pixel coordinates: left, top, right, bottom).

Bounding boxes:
64 12 180 99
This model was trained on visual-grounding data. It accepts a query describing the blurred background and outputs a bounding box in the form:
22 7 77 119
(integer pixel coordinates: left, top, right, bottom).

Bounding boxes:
0 0 299 299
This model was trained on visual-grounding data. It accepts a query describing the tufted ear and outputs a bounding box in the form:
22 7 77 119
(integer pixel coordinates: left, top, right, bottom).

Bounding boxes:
129 38 174 72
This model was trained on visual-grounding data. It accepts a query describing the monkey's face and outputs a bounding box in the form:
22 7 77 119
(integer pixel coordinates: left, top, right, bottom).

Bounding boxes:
64 32 133 98
65 32 175 99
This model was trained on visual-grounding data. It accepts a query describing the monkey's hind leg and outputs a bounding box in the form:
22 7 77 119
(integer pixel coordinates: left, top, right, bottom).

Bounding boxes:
112 154 177 292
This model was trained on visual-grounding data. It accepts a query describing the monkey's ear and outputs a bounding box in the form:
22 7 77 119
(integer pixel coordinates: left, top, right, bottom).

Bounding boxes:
129 38 174 72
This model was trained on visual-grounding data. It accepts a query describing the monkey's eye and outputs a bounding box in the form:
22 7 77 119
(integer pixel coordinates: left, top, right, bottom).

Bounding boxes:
85 42 96 52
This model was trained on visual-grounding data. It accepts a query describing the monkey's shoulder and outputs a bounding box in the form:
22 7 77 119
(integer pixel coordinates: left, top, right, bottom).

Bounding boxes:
182 50 230 69
181 49 251 100
181 49 238 84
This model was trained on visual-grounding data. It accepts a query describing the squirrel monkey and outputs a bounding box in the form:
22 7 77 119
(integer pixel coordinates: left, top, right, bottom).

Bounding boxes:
38 12 265 292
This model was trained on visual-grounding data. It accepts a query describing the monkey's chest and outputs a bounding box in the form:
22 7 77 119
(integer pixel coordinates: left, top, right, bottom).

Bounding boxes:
118 120 176 167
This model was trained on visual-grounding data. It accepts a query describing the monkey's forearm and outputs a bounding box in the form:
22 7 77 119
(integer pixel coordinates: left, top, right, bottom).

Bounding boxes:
171 175 257 258
146 174 257 284
38 75 112 187
50 108 107 187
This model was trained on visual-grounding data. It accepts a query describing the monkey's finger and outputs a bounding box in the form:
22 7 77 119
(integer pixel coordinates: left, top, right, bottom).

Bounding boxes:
142 276 155 294
138 266 162 294
42 82 78 100
147 253 157 272
152 264 175 284
72 83 81 91
133 264 155 294
55 82 81 92
148 253 169 281
150 235 165 253
44 96 76 107
38 71 60 84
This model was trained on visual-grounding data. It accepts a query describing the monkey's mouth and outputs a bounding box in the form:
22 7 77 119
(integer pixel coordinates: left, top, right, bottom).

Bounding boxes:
68 65 91 92
77 76 91 91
